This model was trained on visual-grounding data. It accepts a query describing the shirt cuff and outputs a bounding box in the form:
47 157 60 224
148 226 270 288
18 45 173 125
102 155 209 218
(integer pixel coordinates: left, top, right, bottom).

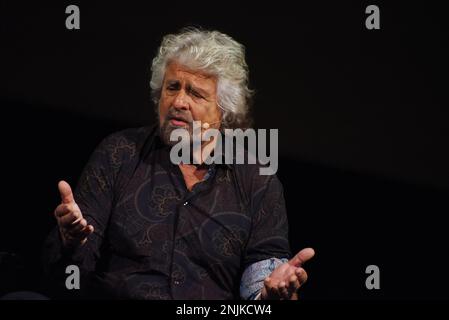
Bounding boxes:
240 257 289 300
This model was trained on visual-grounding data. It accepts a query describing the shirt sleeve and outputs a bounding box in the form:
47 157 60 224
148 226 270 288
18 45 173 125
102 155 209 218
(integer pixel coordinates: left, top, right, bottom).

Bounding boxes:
242 174 291 268
41 133 121 297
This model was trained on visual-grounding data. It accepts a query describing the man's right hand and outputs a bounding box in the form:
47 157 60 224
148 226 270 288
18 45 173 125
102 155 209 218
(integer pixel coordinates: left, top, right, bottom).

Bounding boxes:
54 180 94 248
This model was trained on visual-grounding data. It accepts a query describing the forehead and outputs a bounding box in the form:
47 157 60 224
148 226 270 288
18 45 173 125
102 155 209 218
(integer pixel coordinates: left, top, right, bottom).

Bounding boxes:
164 61 217 87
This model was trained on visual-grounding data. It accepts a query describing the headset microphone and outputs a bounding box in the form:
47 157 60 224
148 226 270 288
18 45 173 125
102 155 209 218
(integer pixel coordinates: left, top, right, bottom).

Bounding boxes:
202 121 220 129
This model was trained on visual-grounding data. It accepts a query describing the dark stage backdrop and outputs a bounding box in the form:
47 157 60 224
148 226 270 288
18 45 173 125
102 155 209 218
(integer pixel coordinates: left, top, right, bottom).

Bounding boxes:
1 1 448 299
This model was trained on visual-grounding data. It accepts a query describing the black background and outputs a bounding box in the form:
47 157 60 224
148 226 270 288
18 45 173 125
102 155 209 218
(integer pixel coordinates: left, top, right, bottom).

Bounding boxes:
1 1 448 299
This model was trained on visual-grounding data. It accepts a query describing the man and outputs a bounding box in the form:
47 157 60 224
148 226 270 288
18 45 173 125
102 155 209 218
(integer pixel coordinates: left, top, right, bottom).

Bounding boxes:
43 27 315 300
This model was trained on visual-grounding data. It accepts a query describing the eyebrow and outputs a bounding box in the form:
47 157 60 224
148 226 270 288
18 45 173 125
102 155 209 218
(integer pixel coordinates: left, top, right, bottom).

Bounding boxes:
166 79 180 87
187 84 210 98
165 79 211 98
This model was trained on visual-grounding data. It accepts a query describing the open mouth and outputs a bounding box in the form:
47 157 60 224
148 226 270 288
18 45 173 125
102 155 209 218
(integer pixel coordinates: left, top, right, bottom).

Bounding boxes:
169 116 189 127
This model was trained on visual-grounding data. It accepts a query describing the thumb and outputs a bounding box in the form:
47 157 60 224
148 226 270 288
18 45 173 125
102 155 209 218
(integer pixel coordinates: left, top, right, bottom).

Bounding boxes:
289 247 315 267
58 180 75 204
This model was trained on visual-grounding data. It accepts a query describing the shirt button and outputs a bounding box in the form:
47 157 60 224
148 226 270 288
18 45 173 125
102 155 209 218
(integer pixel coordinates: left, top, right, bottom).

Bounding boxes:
183 201 188 206
174 280 180 285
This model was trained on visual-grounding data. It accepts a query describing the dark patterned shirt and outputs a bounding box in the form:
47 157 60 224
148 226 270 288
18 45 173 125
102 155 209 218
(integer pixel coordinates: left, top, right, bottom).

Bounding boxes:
42 125 290 299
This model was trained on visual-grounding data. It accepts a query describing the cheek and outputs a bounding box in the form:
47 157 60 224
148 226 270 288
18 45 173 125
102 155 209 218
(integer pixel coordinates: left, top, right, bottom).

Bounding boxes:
192 105 221 122
209 105 222 120
158 96 170 118
158 108 165 123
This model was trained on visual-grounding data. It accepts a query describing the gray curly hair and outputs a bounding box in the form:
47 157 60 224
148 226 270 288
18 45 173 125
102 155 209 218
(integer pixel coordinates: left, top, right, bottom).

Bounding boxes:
150 27 253 129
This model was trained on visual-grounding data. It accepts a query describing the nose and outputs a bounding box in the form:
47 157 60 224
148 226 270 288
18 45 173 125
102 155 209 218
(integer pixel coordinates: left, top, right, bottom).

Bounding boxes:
173 90 189 111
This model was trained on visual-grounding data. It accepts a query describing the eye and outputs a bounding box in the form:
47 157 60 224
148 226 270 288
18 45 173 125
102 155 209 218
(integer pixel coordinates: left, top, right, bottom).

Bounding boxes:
189 89 204 99
166 82 180 91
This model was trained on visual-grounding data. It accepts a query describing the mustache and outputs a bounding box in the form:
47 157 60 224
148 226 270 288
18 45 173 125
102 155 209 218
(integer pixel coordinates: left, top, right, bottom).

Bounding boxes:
165 108 193 124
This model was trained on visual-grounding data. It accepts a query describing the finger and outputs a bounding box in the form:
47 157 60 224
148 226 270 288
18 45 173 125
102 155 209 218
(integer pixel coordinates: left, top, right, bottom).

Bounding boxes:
70 224 94 240
296 268 308 285
288 274 300 295
58 209 81 226
66 218 87 235
263 277 272 297
278 281 289 300
54 203 71 218
58 180 75 204
264 277 278 299
268 283 279 299
264 276 271 288
289 247 315 267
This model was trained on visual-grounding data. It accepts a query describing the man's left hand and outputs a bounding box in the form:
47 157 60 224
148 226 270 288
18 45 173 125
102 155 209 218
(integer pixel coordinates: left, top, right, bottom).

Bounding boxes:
260 248 315 300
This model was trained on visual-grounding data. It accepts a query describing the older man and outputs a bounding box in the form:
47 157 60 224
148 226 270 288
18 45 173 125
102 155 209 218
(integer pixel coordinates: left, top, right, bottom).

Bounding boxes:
43 27 314 300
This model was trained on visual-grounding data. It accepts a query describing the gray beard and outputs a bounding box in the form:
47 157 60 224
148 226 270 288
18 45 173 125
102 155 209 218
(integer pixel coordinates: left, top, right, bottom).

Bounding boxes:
159 120 193 147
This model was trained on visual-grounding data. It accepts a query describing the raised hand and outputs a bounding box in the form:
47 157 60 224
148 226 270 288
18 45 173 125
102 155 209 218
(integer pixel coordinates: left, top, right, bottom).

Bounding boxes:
54 180 94 248
261 248 315 300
